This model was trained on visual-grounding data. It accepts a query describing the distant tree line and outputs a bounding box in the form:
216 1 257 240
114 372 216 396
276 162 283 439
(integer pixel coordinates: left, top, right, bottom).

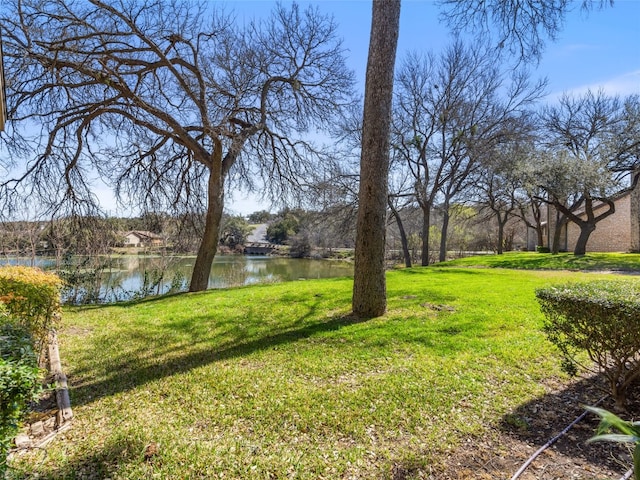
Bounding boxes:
1 91 637 269
0 212 251 260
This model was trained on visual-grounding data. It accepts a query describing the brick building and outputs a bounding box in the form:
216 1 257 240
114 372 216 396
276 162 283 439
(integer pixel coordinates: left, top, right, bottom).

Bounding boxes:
536 178 640 253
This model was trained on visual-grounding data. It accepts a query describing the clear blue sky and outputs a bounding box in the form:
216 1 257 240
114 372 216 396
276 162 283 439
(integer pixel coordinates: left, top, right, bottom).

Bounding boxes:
227 0 639 215
231 0 639 99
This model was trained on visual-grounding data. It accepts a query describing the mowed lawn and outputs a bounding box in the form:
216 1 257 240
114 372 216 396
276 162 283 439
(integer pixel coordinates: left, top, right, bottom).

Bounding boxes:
9 256 639 479
438 251 640 271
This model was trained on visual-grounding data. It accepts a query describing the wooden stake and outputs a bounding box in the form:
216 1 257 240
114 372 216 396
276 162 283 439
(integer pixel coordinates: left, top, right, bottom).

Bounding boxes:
48 330 73 425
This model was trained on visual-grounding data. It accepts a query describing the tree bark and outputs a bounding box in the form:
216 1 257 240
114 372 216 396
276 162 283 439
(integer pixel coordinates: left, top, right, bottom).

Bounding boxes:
352 0 401 318
536 225 544 248
388 200 412 267
532 202 544 248
438 201 450 263
421 205 431 266
551 210 566 254
48 330 73 425
189 153 224 292
496 213 506 254
554 196 616 256
573 222 596 255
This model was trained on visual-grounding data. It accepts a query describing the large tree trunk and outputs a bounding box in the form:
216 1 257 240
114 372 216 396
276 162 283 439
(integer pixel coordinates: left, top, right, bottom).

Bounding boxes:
352 0 401 318
421 205 430 266
573 222 596 255
533 203 544 247
554 196 615 256
438 201 450 263
189 163 224 292
536 225 544 249
551 210 566 254
496 217 506 254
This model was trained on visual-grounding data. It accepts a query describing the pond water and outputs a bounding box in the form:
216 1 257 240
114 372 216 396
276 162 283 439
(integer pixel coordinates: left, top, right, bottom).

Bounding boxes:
2 255 354 304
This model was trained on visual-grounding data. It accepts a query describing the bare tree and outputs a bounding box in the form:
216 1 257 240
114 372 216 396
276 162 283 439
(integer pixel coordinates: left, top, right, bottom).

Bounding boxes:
475 143 531 254
0 0 354 291
392 50 439 266
536 91 640 255
0 199 51 263
393 41 543 264
387 164 418 268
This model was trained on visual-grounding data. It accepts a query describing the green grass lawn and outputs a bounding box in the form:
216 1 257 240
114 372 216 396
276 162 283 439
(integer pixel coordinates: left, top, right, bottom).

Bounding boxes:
438 251 640 271
8 258 637 479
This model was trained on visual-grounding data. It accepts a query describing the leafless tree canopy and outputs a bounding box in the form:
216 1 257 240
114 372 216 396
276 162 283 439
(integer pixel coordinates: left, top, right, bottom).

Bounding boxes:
392 40 544 264
542 91 640 176
1 0 354 290
474 140 535 254
438 0 613 62
2 0 353 209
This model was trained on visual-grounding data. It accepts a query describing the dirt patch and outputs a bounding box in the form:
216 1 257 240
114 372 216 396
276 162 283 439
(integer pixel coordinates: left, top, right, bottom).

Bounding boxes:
428 375 637 479
63 325 94 336
421 302 455 312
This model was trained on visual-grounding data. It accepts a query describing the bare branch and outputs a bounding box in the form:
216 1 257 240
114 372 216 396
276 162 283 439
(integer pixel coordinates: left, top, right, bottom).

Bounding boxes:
0 0 355 291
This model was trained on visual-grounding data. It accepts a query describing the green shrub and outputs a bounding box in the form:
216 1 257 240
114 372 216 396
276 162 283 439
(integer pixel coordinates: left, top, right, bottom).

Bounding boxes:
266 213 301 244
220 215 252 249
0 267 62 473
536 245 550 253
0 308 43 475
0 266 63 355
536 281 640 407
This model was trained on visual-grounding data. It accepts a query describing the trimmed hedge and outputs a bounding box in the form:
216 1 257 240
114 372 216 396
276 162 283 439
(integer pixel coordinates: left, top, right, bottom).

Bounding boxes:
0 266 62 473
536 280 640 407
0 266 63 356
0 309 42 475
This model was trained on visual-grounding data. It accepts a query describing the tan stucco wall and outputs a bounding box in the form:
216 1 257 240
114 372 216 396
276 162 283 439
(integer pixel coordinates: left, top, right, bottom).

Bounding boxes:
124 233 141 246
566 195 631 252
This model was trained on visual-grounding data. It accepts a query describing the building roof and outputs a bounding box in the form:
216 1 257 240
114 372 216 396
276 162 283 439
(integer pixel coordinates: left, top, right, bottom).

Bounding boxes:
123 230 163 240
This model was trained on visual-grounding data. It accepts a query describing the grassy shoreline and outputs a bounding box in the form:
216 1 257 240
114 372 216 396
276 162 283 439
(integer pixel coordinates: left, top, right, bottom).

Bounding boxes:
8 254 640 478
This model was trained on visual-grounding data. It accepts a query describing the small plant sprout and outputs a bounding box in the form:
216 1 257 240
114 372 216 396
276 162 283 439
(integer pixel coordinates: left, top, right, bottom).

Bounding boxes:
585 406 640 480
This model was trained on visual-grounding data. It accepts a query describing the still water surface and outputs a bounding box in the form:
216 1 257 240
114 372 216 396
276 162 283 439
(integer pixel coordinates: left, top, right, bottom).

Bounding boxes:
4 255 354 303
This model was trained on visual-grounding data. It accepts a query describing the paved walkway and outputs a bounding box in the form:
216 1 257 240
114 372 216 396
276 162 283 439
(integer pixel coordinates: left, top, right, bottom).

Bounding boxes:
247 223 268 243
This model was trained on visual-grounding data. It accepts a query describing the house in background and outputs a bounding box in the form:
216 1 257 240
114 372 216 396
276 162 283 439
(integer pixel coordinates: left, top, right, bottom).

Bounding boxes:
122 231 164 248
533 178 640 253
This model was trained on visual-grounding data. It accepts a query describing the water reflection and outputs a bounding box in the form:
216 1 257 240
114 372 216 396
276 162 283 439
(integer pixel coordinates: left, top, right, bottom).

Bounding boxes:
2 255 353 303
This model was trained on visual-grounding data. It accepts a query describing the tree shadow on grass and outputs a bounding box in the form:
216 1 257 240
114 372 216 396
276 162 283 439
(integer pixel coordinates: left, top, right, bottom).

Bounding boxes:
413 374 638 479
401 266 486 275
9 434 146 480
496 373 637 478
69 311 367 407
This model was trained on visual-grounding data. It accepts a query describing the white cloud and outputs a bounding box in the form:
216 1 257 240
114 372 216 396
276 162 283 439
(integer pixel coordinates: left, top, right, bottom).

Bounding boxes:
547 69 640 102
